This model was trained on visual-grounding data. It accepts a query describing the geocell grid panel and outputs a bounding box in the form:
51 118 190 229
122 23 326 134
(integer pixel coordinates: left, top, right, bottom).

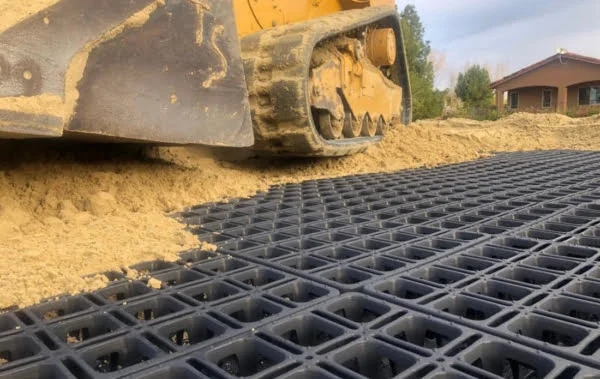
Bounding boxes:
4 151 600 378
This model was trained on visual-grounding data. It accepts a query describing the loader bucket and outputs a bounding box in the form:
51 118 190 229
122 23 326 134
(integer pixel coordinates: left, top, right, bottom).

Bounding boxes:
0 0 254 147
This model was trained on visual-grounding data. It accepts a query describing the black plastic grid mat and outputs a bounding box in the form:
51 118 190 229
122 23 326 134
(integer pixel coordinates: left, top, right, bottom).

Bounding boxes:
3 151 600 378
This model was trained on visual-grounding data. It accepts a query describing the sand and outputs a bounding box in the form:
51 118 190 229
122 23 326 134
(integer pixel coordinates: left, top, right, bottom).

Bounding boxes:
1 113 600 309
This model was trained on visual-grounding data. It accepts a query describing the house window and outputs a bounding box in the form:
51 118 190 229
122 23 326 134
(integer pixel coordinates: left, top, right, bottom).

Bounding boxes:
509 92 519 109
579 86 600 105
542 89 552 108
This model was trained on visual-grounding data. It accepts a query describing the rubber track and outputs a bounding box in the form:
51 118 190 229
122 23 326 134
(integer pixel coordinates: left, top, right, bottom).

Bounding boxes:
241 7 409 157
4 151 600 378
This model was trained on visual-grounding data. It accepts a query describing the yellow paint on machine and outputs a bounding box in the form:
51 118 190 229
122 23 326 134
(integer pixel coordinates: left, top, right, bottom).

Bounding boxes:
232 0 395 38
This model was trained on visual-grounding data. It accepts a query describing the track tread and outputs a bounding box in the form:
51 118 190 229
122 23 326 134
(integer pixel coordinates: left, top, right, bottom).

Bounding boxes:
241 7 409 157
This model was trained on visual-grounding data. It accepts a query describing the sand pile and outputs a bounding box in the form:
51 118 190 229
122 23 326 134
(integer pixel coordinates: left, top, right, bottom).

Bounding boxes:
501 112 575 127
1 113 600 308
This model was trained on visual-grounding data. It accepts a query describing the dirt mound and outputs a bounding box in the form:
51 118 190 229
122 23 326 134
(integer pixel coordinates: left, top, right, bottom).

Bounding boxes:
501 112 575 127
1 114 600 308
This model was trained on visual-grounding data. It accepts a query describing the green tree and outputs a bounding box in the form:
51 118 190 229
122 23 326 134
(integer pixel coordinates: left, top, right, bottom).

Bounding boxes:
400 5 442 120
455 65 493 108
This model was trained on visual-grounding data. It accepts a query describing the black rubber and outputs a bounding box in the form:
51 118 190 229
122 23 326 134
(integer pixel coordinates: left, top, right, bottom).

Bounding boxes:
3 151 600 378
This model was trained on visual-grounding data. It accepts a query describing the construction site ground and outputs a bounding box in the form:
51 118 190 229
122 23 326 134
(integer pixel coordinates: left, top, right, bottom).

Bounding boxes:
4 148 600 378
3 112 600 310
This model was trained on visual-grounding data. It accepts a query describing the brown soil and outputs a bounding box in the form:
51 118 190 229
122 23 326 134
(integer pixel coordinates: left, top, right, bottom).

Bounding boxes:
2 113 600 309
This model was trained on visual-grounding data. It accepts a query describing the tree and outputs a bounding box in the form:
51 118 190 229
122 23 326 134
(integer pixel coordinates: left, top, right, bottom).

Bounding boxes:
400 5 442 120
455 65 493 108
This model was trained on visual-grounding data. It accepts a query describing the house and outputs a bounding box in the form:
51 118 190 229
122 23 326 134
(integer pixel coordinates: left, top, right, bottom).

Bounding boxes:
490 53 600 115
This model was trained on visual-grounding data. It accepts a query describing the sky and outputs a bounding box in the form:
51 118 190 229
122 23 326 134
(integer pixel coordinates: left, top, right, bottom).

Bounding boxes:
399 0 600 88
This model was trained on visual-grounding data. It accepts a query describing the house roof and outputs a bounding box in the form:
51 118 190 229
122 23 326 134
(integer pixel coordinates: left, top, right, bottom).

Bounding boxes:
490 52 600 88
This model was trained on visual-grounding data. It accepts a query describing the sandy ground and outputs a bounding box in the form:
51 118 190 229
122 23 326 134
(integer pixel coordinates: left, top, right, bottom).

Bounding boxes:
3 0 599 310
1 113 600 309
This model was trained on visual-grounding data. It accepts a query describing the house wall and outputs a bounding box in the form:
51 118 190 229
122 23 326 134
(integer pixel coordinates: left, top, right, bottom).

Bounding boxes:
509 87 557 113
567 80 600 115
493 58 600 113
495 59 600 92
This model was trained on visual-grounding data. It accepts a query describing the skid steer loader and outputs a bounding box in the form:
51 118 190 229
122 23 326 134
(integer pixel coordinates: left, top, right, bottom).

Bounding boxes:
0 0 411 156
